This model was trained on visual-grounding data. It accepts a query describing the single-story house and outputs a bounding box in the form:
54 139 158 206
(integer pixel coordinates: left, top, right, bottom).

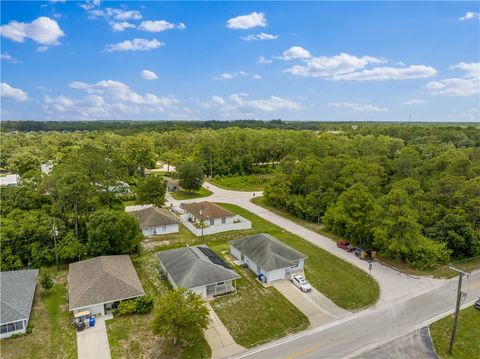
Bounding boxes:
108 181 131 195
182 201 235 227
230 233 308 283
127 206 179 236
164 178 180 192
1 269 39 339
156 245 240 298
0 174 20 187
68 255 145 316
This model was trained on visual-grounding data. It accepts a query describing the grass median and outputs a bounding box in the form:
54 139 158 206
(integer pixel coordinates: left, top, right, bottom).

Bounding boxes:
170 187 212 200
208 175 272 191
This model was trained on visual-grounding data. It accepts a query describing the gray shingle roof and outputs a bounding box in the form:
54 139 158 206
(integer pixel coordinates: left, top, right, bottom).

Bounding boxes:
1 269 38 324
129 206 179 228
230 234 307 271
68 255 145 310
156 245 240 289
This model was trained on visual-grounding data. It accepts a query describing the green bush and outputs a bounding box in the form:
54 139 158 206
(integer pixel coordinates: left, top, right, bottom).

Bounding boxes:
114 300 137 315
135 295 154 314
113 295 153 316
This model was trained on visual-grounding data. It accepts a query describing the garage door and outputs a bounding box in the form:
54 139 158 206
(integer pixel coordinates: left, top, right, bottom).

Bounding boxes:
267 269 286 282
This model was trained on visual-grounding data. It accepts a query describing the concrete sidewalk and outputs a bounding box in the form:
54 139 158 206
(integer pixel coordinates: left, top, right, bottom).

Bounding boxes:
204 304 245 359
77 315 112 359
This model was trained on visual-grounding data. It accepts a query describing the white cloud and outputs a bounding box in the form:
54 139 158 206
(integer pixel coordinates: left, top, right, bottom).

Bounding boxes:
80 0 101 11
88 8 142 21
242 33 278 41
460 12 480 21
426 62 480 96
49 0 67 3
1 53 18 63
226 12 266 30
37 46 49 52
332 65 437 81
281 46 311 60
105 38 164 52
140 69 158 80
0 17 64 45
1 83 28 101
328 102 388 113
138 20 186 32
206 93 301 113
213 71 247 80
404 99 426 105
111 22 135 32
285 52 384 77
257 56 272 64
253 74 262 80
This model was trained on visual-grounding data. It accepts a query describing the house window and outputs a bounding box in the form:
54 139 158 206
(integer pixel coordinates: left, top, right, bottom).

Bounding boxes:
209 219 215 226
14 321 23 330
221 217 226 224
216 282 225 286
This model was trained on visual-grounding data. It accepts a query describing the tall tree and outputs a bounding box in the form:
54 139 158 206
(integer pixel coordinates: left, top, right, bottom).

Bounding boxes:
177 161 204 192
136 175 166 207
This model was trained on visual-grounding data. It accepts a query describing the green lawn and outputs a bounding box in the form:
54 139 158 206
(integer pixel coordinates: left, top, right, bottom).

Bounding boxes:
106 252 211 359
430 305 480 359
170 187 212 200
226 201 379 310
209 245 308 348
0 268 77 359
209 175 272 192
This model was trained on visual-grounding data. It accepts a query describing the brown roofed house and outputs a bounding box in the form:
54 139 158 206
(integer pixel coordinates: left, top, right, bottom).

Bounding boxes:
68 255 145 316
128 206 180 236
182 201 235 227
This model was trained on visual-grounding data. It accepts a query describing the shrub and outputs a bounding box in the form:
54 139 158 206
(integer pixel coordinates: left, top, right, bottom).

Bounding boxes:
114 300 137 316
135 295 154 314
113 295 154 316
40 273 54 291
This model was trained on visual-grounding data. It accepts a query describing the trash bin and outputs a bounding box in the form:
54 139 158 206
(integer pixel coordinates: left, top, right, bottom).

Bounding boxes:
89 316 95 328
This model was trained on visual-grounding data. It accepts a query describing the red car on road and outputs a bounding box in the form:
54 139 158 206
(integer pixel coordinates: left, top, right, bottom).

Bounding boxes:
337 240 354 252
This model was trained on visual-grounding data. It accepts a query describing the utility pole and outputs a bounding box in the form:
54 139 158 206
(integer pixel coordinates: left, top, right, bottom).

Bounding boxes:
448 266 469 355
52 223 59 271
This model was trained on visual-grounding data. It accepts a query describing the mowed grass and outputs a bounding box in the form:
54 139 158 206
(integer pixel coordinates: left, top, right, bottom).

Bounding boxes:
218 203 379 311
0 268 77 359
209 175 272 192
106 252 211 359
430 305 480 359
170 187 212 200
209 244 309 348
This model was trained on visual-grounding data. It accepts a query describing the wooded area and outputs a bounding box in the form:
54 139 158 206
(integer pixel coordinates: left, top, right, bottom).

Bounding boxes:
1 123 479 271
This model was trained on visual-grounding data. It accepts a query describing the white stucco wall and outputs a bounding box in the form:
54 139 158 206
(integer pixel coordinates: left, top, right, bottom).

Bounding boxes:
74 303 105 316
142 224 179 237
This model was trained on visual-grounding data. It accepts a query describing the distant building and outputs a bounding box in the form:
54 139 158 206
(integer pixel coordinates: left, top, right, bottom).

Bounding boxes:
164 178 181 192
156 245 240 298
0 174 20 187
1 269 39 338
68 255 145 316
127 206 180 236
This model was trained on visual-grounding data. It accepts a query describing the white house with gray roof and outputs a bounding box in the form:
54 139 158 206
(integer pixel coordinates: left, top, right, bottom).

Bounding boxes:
1 269 38 339
127 206 179 236
156 245 240 298
230 234 307 283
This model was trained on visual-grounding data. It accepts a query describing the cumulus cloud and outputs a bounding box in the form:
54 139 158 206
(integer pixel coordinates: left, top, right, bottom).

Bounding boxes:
105 38 164 52
80 0 101 11
253 74 262 80
140 69 159 80
257 56 272 64
426 62 480 96
1 83 28 101
111 22 135 32
280 46 311 60
328 102 388 113
213 71 247 80
226 12 266 29
204 93 301 113
242 33 278 41
0 17 64 45
332 65 437 81
404 99 426 105
1 53 18 63
138 20 186 32
460 12 480 21
88 8 142 21
37 46 49 52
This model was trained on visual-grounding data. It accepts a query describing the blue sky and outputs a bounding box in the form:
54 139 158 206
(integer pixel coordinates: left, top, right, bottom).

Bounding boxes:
1 1 479 122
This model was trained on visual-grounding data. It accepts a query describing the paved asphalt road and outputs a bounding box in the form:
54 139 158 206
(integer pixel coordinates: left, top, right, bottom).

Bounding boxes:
232 271 480 359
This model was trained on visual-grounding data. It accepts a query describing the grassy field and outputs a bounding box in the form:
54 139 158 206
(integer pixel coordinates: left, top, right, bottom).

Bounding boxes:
209 244 309 348
0 268 77 359
170 187 212 200
209 175 272 192
106 252 211 359
430 305 480 359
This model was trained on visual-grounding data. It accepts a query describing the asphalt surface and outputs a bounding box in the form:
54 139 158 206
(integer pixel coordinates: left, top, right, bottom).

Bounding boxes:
232 271 480 359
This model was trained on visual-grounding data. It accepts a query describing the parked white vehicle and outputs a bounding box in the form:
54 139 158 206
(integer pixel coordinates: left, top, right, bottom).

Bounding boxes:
290 273 312 292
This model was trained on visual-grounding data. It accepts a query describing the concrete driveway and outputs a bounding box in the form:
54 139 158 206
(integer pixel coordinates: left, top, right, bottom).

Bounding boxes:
204 304 245 359
77 315 112 359
272 279 336 327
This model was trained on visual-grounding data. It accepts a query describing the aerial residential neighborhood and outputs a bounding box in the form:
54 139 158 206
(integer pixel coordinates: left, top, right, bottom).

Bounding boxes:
1 1 479 359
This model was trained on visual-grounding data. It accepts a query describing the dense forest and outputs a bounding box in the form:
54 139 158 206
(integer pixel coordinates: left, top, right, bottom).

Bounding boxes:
1 123 479 271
